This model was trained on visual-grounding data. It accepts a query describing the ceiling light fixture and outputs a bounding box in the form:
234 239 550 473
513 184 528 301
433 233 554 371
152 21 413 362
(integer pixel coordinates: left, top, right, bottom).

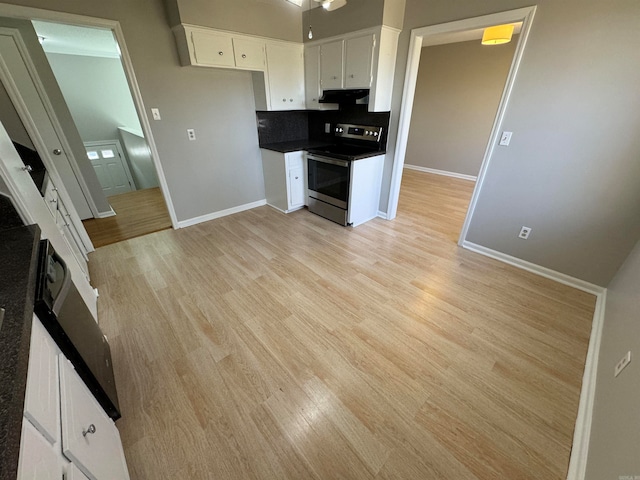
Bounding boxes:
481 24 514 45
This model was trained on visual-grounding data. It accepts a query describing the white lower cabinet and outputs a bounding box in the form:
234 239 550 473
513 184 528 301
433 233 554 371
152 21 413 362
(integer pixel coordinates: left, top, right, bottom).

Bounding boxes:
261 149 306 213
59 356 129 480
348 154 385 227
18 315 130 480
17 421 64 479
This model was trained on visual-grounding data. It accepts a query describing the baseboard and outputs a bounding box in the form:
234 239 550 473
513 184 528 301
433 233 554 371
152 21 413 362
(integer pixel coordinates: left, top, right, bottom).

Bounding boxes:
461 241 605 296
95 207 116 218
176 199 266 229
566 290 606 480
461 240 606 479
404 164 477 182
377 210 388 220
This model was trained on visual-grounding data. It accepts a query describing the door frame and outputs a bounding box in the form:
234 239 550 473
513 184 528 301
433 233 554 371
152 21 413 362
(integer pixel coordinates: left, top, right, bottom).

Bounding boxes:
84 139 136 196
385 7 537 249
0 3 178 228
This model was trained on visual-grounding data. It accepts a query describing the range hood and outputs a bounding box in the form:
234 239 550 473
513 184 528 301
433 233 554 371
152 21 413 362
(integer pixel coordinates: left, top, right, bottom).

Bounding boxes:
319 89 369 104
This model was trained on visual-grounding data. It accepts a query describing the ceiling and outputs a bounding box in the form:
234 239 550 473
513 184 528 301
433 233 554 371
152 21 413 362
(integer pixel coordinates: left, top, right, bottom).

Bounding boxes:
31 20 120 59
422 22 523 48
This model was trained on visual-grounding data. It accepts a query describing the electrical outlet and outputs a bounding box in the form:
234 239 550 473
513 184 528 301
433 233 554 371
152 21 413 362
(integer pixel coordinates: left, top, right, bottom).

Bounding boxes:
518 226 532 239
614 351 631 377
187 128 196 141
499 131 513 146
151 108 161 120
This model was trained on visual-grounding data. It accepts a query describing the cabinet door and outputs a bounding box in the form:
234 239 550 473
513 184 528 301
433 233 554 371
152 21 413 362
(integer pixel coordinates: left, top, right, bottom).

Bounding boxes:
24 315 60 446
190 30 235 67
304 45 322 109
67 463 91 480
288 166 305 209
233 38 266 70
320 40 344 89
18 420 65 480
345 34 374 88
59 357 130 480
266 43 305 110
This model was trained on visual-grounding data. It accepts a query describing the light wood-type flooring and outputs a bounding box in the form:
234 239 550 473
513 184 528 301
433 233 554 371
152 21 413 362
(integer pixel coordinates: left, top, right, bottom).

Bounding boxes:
89 170 596 479
82 187 172 248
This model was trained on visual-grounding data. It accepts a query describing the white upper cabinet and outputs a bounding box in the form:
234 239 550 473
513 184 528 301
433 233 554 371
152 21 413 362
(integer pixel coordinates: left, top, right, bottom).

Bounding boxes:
173 25 304 111
265 43 305 110
190 29 235 67
344 34 374 89
306 26 400 112
304 45 321 108
320 40 344 90
233 37 266 70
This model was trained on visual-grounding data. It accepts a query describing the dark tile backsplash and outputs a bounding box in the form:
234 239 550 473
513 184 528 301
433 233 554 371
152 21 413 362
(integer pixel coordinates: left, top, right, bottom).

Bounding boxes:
257 106 391 150
256 111 309 145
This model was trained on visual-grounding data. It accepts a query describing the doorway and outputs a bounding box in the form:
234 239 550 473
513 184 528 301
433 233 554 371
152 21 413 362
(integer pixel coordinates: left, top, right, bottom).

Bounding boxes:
0 4 177 247
387 7 537 246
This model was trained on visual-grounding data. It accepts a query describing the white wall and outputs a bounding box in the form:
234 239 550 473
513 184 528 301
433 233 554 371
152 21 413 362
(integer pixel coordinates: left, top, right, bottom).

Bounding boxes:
405 38 516 177
45 53 143 143
585 240 640 478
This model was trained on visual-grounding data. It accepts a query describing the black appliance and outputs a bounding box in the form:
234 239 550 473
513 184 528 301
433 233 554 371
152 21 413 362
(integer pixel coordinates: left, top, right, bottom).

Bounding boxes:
34 240 121 420
307 123 384 226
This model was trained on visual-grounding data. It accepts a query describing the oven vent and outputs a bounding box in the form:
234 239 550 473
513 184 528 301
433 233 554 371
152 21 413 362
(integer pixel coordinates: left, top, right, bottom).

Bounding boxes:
319 89 369 105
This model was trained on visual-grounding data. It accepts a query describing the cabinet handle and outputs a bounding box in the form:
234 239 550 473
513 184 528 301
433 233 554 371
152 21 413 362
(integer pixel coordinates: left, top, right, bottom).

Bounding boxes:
21 165 33 172
50 199 57 203
82 424 97 437
218 51 224 56
241 54 247 58
53 149 62 155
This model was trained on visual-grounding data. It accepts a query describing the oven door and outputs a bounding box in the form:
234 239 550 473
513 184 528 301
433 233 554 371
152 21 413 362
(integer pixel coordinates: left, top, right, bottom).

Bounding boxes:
307 154 350 209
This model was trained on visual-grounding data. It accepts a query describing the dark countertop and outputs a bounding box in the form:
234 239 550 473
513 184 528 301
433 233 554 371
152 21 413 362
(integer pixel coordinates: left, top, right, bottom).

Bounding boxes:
260 139 331 153
0 225 41 480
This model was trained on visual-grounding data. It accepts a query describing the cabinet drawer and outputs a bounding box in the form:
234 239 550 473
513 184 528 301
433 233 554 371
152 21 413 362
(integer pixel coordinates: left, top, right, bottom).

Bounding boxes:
191 30 235 67
24 315 60 445
59 357 130 480
233 38 265 70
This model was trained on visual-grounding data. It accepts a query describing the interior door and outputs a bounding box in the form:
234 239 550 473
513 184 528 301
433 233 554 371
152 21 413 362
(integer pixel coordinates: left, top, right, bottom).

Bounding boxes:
85 141 134 196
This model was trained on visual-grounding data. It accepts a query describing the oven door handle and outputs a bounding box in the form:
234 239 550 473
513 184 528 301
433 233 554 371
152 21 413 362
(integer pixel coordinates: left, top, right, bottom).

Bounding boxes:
307 155 350 168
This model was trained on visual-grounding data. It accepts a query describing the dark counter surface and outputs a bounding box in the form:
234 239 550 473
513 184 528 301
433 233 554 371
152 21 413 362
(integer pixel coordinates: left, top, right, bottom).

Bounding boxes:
0 225 41 480
260 139 331 153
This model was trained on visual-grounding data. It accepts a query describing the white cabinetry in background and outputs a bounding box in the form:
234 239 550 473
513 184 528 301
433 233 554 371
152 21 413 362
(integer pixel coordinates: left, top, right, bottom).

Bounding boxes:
173 24 303 111
18 316 130 480
264 43 305 110
261 149 306 213
306 26 400 112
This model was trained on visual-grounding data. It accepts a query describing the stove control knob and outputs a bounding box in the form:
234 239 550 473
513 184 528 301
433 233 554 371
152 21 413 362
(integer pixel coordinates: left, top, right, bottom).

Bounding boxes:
373 132 379 137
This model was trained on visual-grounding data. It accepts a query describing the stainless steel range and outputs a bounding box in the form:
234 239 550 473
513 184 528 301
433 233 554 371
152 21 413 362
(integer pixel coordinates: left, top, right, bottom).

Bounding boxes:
307 123 384 226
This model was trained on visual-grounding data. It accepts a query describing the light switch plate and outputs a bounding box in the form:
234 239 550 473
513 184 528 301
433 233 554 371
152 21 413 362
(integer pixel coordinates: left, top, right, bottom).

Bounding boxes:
499 131 513 146
151 108 161 120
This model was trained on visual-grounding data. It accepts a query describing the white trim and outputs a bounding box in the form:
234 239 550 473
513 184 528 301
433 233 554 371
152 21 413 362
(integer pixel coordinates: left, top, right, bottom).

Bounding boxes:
95 206 116 218
386 7 537 229
177 199 267 229
567 289 606 480
403 164 477 181
0 3 179 229
377 210 388 220
462 241 605 296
